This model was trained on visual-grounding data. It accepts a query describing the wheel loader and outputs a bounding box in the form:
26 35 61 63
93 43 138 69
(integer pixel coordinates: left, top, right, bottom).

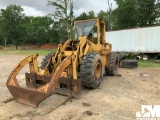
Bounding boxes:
6 18 118 107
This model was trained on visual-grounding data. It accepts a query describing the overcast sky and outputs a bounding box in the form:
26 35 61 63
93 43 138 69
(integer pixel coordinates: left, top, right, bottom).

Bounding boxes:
0 0 117 17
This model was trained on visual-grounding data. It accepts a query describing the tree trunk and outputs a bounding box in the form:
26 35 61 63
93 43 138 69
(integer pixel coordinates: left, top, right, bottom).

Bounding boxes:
64 0 69 39
4 38 7 47
16 44 18 49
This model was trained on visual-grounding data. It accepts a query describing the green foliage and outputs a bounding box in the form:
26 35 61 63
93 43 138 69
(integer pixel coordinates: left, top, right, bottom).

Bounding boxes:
75 11 96 21
57 28 68 43
36 26 49 44
0 25 3 45
136 0 158 26
111 0 137 30
24 16 54 44
0 5 25 48
125 54 135 59
0 5 60 46
88 11 95 19
112 0 160 30
97 10 108 30
48 0 68 20
48 0 74 39
75 12 88 20
0 3 68 46
0 1 160 47
48 29 59 44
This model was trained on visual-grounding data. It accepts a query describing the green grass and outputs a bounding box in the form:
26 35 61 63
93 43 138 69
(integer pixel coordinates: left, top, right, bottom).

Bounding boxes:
0 49 56 56
138 60 160 67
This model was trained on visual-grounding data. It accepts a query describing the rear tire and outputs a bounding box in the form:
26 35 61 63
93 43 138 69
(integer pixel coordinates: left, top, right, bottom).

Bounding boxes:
80 52 103 89
120 60 138 69
118 52 126 66
105 52 118 76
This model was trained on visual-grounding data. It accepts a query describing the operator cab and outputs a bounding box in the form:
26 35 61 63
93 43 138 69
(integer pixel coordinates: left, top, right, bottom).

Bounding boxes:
74 19 106 45
74 20 99 44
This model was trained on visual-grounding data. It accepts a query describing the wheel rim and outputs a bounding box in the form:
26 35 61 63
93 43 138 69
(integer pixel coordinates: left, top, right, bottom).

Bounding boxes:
95 62 101 80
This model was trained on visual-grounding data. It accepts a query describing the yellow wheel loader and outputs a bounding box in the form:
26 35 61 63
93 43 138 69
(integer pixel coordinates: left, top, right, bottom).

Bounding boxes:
6 19 118 107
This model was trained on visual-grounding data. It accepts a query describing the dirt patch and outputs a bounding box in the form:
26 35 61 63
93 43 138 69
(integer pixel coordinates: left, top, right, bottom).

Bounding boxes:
0 54 160 120
40 44 58 49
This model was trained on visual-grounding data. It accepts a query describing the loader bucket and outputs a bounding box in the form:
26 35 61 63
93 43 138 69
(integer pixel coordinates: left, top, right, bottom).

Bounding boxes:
7 85 51 107
6 54 75 107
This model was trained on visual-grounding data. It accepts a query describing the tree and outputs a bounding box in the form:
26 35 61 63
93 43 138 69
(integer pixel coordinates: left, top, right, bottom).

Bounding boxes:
88 11 95 19
0 5 25 48
106 0 113 30
48 0 75 39
97 10 108 30
75 12 88 20
36 26 49 44
136 0 159 26
48 29 59 44
75 11 95 21
155 0 160 23
111 0 160 29
0 10 9 46
0 15 6 45
0 23 4 45
111 0 137 30
24 16 54 44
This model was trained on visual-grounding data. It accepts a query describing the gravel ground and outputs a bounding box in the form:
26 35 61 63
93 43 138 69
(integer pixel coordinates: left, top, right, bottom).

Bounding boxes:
0 54 160 120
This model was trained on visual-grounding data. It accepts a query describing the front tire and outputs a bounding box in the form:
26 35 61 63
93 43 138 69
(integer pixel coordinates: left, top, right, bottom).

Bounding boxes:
40 52 55 73
80 52 103 89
